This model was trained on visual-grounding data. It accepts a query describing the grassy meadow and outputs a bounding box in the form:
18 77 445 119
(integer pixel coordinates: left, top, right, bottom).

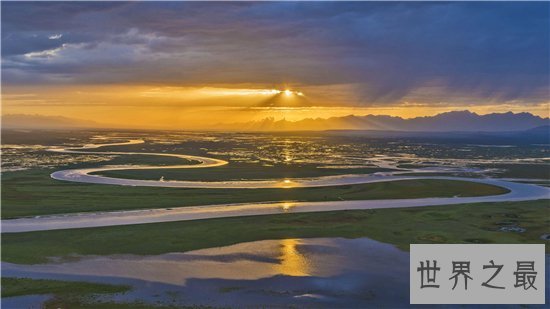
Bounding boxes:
2 168 508 218
3 199 547 264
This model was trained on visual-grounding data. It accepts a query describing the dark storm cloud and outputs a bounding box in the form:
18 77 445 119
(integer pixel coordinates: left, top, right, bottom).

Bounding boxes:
1 1 548 104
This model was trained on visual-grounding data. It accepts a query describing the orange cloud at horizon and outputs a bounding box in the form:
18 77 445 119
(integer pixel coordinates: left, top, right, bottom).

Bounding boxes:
2 84 548 130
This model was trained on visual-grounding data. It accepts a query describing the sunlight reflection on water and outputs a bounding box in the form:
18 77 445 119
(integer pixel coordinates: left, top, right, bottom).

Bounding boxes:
4 237 549 307
4 238 356 285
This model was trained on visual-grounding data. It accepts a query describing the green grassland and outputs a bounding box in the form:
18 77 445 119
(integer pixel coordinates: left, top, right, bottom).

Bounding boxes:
92 163 393 181
96 154 198 166
3 200 547 264
397 163 550 179
41 299 182 309
1 277 180 309
483 163 550 179
1 277 130 298
2 169 508 218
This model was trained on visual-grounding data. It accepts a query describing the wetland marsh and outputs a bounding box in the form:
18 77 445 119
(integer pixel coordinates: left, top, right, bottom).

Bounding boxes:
1 129 549 308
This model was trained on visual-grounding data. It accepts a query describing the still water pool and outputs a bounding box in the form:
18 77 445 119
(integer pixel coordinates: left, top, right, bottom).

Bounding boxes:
3 237 548 308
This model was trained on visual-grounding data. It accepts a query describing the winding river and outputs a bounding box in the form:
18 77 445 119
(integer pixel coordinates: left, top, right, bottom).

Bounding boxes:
2 138 549 233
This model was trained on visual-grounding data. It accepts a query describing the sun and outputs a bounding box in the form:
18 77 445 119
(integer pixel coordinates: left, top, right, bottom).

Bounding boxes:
282 89 304 97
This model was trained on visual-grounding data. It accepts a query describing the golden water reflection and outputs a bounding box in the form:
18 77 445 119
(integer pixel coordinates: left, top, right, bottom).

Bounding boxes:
5 238 360 286
281 202 294 212
280 179 296 188
276 239 310 276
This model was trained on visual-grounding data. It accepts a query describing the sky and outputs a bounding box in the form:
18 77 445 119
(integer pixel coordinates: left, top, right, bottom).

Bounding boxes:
2 1 549 129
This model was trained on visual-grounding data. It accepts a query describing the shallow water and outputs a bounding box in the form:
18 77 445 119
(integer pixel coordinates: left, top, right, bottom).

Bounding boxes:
3 237 549 308
3 237 412 307
4 175 549 233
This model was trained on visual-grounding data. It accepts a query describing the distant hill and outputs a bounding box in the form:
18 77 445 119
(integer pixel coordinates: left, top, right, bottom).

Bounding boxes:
2 111 548 132
322 126 549 145
219 111 549 132
1 114 99 129
524 125 550 134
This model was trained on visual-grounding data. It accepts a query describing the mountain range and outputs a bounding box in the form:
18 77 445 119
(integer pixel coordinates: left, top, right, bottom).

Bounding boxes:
2 111 548 132
1 114 99 129
219 111 549 132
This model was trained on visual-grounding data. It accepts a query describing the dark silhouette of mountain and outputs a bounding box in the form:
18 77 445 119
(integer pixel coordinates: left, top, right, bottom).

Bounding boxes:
323 126 550 145
1 114 99 129
220 111 548 132
524 125 550 134
517 125 550 144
